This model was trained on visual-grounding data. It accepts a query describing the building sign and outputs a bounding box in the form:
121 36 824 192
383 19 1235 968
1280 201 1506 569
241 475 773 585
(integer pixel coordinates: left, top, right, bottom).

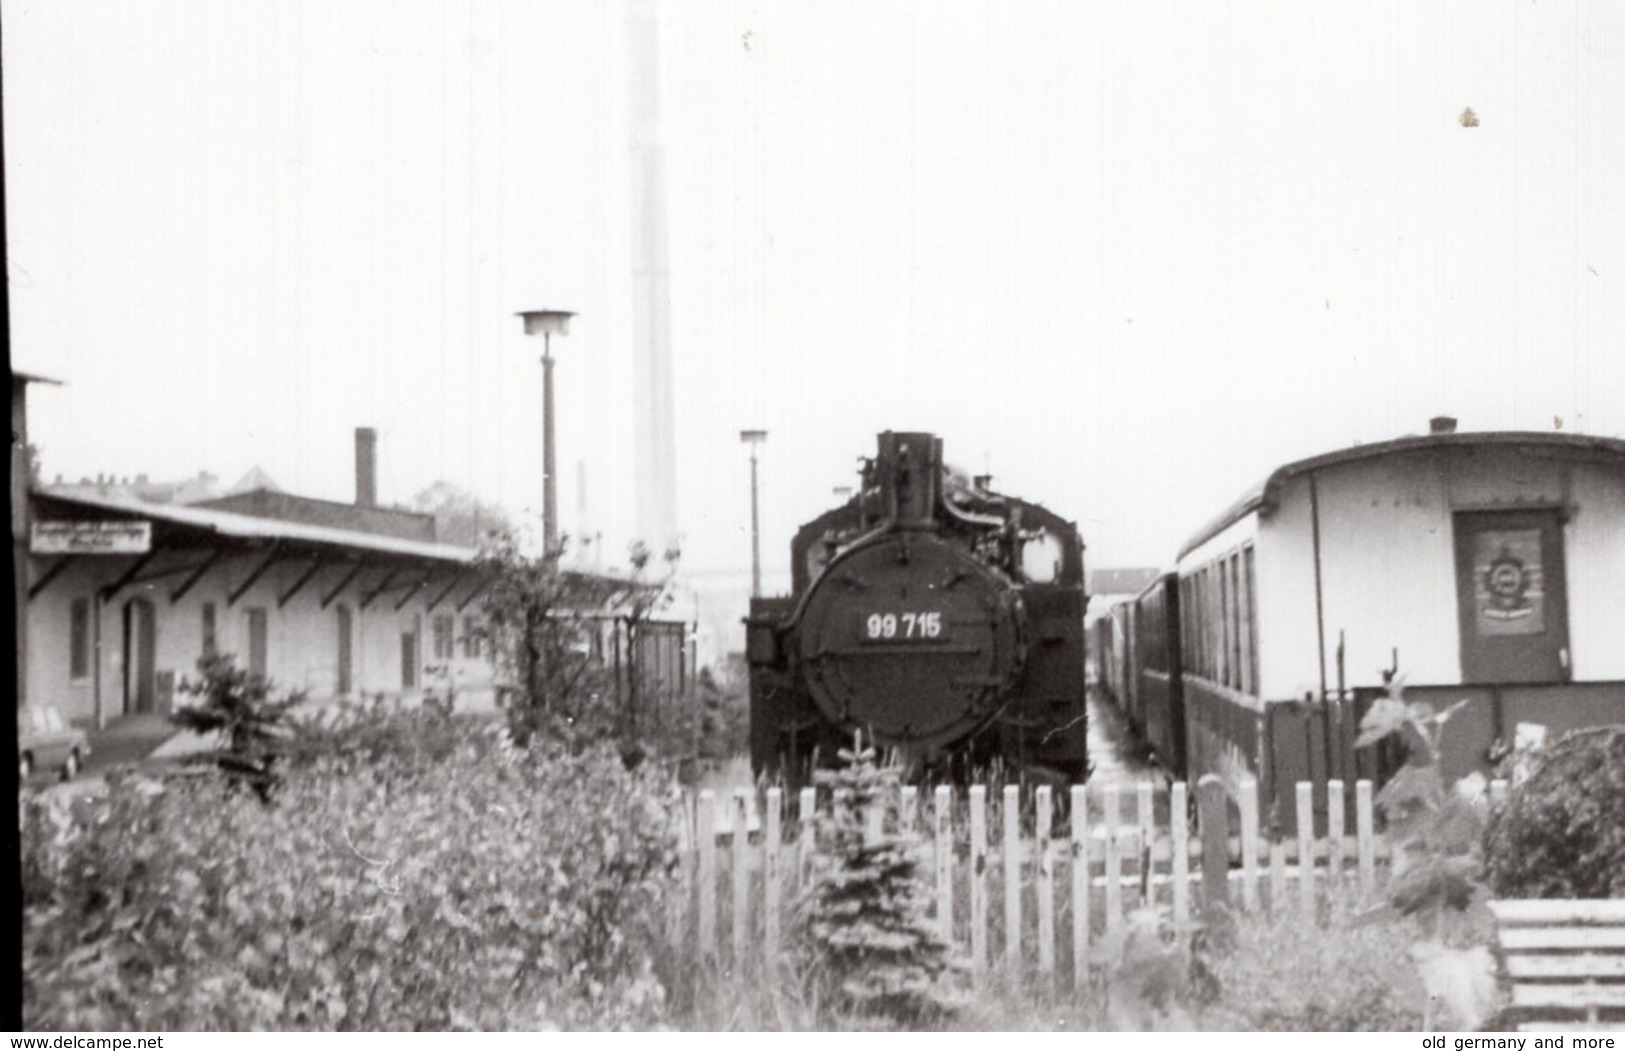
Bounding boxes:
1471 529 1545 636
31 520 152 555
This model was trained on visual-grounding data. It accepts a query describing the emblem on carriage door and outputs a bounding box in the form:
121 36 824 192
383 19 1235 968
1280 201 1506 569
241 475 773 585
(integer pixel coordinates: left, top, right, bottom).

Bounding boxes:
1473 530 1545 635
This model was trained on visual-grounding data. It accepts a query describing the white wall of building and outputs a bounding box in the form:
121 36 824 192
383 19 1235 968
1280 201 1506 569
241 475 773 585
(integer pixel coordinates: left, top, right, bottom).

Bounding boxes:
26 551 494 725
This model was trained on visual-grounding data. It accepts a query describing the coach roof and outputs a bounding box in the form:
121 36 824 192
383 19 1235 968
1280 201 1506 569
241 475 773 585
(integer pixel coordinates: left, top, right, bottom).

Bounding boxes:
1176 430 1625 563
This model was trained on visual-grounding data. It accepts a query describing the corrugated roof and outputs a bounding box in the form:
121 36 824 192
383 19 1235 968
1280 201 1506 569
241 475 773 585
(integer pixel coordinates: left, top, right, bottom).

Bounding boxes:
1177 430 1625 562
36 486 477 565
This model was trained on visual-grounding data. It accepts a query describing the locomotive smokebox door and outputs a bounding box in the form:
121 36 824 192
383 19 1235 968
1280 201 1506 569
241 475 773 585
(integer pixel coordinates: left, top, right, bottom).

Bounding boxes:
794 533 1026 753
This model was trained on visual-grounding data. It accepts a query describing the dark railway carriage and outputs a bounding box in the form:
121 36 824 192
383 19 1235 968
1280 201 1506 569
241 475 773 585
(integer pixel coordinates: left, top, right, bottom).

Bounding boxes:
1086 615 1114 694
1111 603 1138 725
746 431 1089 782
1131 574 1187 781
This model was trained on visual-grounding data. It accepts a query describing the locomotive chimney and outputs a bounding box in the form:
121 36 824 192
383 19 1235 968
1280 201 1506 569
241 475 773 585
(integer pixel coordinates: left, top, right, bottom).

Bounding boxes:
1429 415 1458 435
355 427 378 507
878 431 943 527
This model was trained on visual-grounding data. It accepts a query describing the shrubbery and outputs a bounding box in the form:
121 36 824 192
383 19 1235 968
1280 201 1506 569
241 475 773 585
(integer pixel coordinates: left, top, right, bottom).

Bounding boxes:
22 711 679 1030
1483 725 1625 899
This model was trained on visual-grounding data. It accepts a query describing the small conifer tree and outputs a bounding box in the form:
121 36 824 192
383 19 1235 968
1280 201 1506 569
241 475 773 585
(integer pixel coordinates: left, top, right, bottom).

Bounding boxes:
801 736 960 1025
172 653 304 800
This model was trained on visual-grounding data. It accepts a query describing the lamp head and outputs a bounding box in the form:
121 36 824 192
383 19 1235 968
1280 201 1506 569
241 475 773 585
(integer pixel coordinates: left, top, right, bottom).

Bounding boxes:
517 310 576 337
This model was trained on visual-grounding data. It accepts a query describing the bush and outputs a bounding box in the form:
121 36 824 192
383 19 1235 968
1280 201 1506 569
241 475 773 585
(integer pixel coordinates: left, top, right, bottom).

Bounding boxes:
1483 725 1625 899
22 715 679 1030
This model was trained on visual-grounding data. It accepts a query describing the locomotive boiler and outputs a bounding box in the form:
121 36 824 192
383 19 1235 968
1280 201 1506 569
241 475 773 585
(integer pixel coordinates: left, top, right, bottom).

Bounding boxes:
745 431 1089 782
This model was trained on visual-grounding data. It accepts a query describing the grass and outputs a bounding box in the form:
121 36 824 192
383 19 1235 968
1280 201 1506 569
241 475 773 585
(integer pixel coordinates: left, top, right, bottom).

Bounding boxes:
659 836 1427 1032
650 894 1425 1030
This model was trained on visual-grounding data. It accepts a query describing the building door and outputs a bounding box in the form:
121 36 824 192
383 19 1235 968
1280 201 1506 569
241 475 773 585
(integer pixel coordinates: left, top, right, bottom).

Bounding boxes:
336 605 353 696
400 629 418 690
247 608 269 677
1454 509 1570 684
123 597 157 714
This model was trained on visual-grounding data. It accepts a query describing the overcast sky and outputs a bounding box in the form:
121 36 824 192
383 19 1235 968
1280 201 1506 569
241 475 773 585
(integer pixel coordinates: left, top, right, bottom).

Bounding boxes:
7 0 1623 588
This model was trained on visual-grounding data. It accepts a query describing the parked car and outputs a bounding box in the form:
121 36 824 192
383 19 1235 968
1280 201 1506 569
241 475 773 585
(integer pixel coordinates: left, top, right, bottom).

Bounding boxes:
19 705 90 782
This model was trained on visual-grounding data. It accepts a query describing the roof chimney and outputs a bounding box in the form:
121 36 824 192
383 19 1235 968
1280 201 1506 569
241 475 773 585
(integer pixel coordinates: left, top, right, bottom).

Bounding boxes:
355 427 378 506
1429 415 1458 435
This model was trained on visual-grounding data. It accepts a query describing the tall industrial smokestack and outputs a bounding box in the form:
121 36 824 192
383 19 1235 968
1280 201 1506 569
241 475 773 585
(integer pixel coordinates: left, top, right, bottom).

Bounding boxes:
355 427 377 507
626 0 679 552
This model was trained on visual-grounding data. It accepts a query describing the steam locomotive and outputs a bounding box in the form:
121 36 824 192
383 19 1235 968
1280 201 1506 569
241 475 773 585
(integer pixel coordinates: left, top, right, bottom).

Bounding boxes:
745 431 1089 783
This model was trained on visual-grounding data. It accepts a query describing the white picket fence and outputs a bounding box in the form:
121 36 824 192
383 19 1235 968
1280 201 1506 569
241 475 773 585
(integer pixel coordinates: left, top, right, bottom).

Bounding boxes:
672 775 1509 984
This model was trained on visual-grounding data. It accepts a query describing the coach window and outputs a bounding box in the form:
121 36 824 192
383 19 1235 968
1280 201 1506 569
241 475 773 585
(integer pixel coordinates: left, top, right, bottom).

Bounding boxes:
1203 566 1216 681
1197 571 1210 679
1188 574 1201 677
1229 553 1243 690
1242 545 1259 694
69 597 91 681
1199 570 1210 679
1180 578 1194 671
1236 547 1253 695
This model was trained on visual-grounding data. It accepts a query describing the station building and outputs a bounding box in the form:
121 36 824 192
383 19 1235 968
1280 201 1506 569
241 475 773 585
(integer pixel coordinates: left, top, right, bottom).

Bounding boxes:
26 434 494 726
16 376 693 729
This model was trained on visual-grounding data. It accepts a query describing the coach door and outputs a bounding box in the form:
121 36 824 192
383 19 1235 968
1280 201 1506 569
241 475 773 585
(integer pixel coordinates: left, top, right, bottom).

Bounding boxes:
1453 510 1570 684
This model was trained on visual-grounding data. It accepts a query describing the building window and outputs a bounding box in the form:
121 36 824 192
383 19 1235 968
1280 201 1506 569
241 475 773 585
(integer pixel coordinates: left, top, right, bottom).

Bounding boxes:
432 613 454 661
202 602 218 659
69 597 91 680
461 615 482 659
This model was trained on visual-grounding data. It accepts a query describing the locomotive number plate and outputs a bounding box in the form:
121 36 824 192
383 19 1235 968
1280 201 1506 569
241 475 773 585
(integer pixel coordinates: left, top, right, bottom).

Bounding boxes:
859 611 951 643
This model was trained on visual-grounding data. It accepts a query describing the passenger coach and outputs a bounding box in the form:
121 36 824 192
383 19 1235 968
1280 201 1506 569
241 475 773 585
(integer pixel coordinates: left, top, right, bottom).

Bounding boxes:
1172 421 1625 824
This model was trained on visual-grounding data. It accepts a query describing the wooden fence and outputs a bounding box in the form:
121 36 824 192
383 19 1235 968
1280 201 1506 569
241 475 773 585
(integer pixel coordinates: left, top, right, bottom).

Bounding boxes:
673 774 1509 984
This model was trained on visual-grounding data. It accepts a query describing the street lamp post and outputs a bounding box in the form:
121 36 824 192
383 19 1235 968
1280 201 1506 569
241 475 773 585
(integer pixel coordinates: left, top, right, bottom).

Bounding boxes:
740 429 767 597
517 310 576 553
